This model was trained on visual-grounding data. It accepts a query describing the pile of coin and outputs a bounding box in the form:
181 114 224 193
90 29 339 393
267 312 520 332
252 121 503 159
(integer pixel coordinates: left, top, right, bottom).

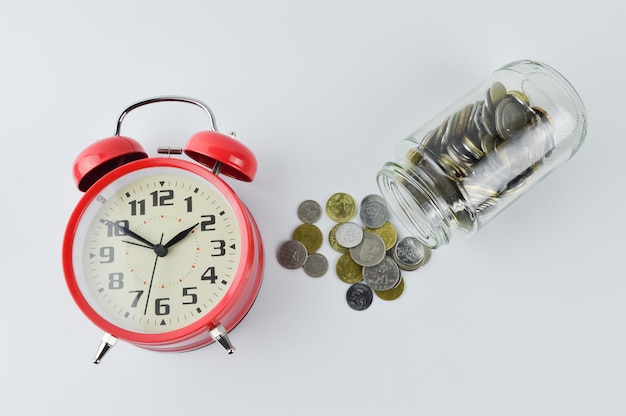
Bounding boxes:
278 192 431 311
409 82 554 216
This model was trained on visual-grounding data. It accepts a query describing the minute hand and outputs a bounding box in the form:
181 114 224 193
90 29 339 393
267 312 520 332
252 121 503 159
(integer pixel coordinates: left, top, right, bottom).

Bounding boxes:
164 223 199 249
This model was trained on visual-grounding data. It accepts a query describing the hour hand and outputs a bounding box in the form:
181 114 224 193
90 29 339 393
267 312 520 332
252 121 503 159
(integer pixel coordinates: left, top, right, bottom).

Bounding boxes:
103 220 155 248
164 223 199 249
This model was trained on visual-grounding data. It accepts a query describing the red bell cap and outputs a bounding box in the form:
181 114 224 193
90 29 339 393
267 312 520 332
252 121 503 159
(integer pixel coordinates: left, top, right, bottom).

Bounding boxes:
73 136 148 191
184 131 257 182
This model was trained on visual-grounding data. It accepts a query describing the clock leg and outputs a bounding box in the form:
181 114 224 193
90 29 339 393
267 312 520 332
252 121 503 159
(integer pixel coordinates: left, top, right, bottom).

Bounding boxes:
92 333 118 364
208 323 235 354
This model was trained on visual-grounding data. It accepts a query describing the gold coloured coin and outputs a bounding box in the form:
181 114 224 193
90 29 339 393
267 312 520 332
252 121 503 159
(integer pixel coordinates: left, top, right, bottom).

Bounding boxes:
325 192 357 223
328 223 348 253
364 221 397 251
336 253 363 284
375 277 404 301
292 223 323 254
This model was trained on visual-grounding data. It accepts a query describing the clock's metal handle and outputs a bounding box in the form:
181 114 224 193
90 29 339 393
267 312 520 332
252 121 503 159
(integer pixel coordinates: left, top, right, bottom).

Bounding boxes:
114 96 218 136
209 323 235 354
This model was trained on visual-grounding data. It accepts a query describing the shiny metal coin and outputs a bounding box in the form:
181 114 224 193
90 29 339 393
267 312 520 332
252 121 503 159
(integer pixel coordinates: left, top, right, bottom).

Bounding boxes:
364 221 397 251
349 231 386 267
346 283 373 311
375 277 404 301
297 199 322 223
359 194 389 228
328 223 348 253
393 236 427 271
362 255 401 291
292 223 323 254
495 95 534 139
336 253 363 284
303 252 329 278
335 222 363 248
277 240 308 269
325 192 357 223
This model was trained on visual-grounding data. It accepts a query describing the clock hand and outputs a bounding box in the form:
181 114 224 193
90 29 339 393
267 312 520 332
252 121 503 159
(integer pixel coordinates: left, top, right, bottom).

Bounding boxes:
103 220 155 248
143 233 164 315
163 222 199 249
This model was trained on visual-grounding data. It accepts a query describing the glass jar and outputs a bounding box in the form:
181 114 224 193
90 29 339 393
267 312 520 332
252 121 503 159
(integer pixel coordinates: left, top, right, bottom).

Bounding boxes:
377 60 587 249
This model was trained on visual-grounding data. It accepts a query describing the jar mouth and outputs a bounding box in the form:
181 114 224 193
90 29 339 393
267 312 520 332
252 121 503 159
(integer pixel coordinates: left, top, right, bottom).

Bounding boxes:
377 162 451 249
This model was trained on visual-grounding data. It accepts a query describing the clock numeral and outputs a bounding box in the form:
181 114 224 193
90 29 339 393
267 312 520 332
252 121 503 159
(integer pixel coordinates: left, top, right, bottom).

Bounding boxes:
155 298 171 316
211 240 226 256
201 266 218 283
99 246 115 263
108 272 124 290
103 219 129 237
185 196 193 212
129 290 144 307
200 214 216 231
182 287 198 305
128 199 146 216
150 190 174 207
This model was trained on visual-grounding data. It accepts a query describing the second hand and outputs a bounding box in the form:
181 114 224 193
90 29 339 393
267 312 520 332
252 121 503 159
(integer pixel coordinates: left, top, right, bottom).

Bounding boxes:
143 233 164 316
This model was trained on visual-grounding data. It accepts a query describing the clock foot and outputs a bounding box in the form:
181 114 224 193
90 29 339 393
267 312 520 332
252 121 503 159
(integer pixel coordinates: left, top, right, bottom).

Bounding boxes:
92 333 118 364
209 324 235 354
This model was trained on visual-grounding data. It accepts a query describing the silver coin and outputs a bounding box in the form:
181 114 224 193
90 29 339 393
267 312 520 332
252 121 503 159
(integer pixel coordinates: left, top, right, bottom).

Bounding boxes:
303 252 329 278
495 95 533 139
393 236 427 271
349 231 386 267
362 255 400 291
277 240 308 269
346 282 373 311
359 194 389 228
297 199 322 223
335 222 363 248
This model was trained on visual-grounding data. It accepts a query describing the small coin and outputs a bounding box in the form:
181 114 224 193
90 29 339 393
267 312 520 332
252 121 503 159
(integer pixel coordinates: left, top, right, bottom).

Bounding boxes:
364 221 397 251
328 223 348 253
277 240 308 269
393 236 427 271
349 231 386 267
303 252 329 278
336 253 363 284
297 199 322 224
362 255 401 291
292 223 323 254
346 282 373 311
495 95 533 139
335 222 363 248
326 192 357 222
359 194 389 228
375 277 405 301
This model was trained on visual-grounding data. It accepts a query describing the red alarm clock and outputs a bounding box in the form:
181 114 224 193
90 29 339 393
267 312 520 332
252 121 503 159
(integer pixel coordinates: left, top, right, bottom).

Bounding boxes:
62 96 264 364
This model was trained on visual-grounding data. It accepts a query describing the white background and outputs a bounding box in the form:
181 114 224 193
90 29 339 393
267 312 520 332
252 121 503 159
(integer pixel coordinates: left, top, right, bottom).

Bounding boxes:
1 1 624 415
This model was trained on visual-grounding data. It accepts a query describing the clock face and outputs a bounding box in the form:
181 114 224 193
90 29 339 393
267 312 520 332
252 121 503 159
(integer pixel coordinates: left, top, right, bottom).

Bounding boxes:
67 161 248 337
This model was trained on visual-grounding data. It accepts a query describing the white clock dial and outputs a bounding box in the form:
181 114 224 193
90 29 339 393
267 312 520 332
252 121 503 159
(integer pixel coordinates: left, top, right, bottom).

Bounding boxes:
73 167 242 333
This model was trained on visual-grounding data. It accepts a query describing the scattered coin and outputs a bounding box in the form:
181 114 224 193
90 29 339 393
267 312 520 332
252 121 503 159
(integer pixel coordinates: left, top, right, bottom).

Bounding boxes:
365 221 397 251
362 255 401 291
303 252 329 278
328 223 348 253
393 236 429 271
335 222 363 248
349 231 386 267
297 199 322 223
336 253 363 284
375 277 404 301
346 283 373 311
359 194 389 228
325 192 357 222
292 223 323 254
277 240 308 269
